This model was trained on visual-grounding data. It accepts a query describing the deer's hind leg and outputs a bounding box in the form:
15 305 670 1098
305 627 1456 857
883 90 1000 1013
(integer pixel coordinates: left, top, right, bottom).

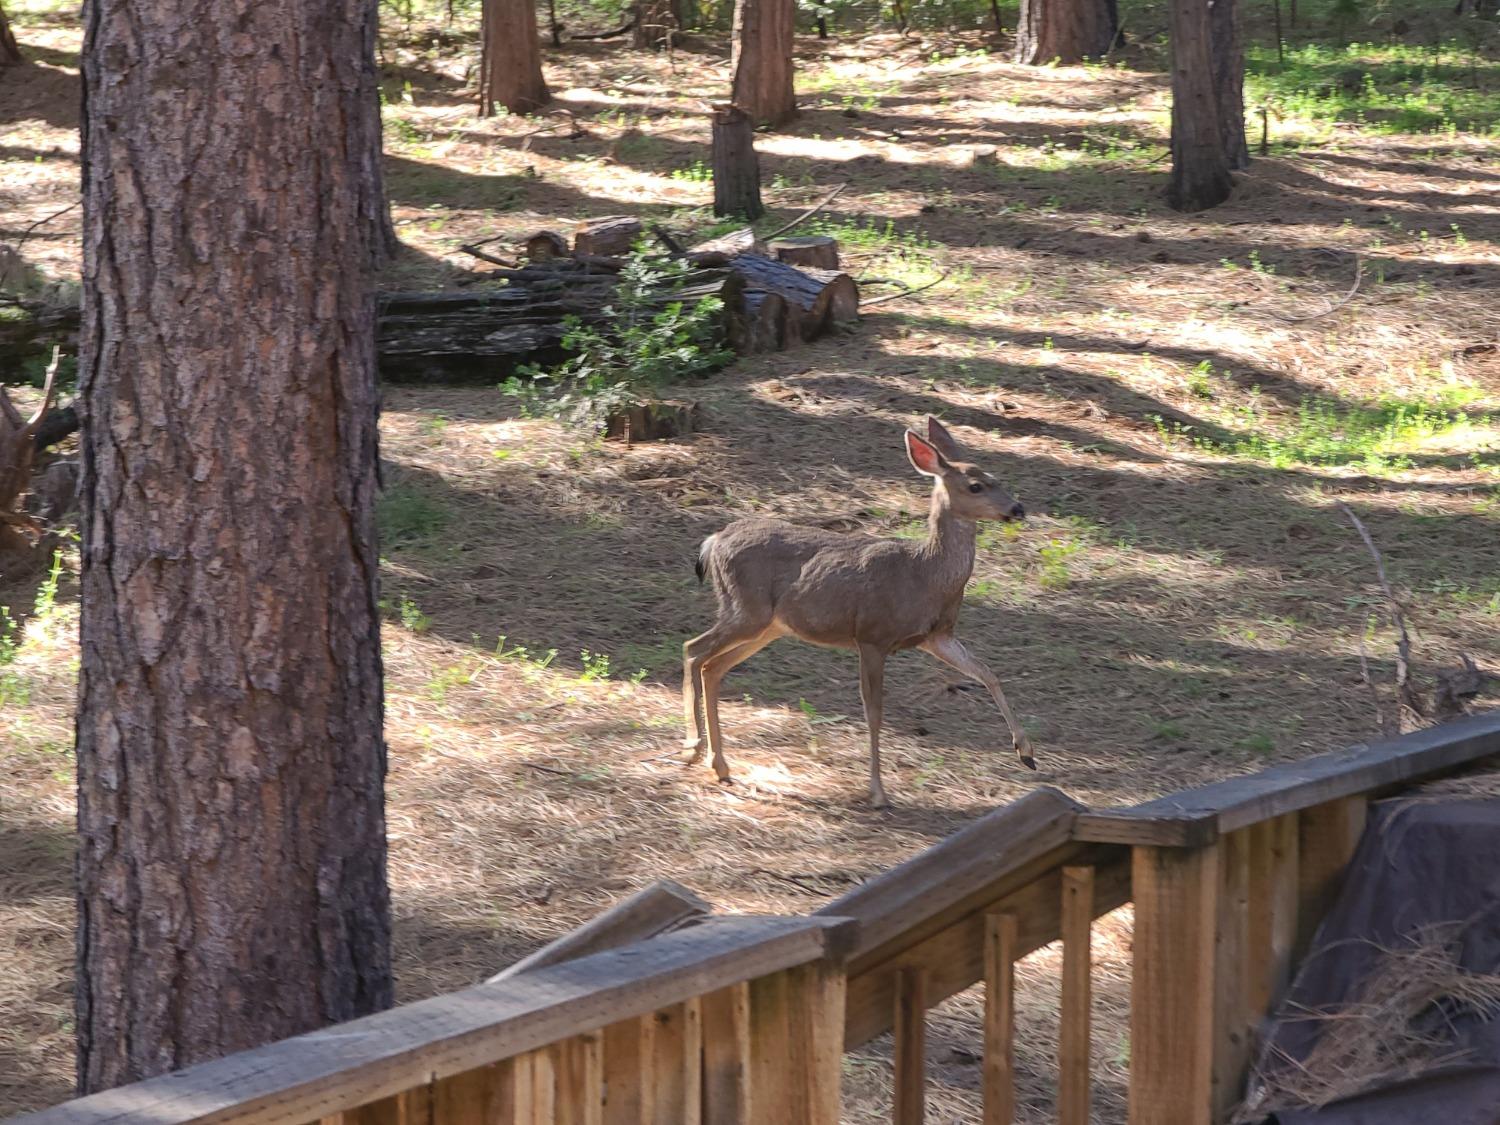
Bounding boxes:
700 628 779 783
682 618 767 767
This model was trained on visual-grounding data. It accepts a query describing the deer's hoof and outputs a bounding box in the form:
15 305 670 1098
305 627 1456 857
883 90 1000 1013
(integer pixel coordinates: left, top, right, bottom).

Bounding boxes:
1019 754 1037 771
869 789 891 809
680 739 706 765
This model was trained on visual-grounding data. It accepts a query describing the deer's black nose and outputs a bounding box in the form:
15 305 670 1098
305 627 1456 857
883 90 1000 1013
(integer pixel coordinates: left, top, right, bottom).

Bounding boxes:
1010 503 1026 520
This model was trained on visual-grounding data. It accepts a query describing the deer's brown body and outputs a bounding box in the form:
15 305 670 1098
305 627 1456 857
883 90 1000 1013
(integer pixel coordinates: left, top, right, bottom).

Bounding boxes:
683 415 1035 806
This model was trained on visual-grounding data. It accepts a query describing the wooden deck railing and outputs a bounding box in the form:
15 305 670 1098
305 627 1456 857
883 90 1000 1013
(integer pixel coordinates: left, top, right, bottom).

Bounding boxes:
16 709 1500 1125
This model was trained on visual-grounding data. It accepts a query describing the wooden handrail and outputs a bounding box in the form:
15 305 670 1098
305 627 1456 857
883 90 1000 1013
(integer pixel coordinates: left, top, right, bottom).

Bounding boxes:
1075 708 1500 846
14 916 854 1125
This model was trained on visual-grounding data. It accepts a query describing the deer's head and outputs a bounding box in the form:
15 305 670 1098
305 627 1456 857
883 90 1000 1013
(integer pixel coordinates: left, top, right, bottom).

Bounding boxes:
905 415 1025 523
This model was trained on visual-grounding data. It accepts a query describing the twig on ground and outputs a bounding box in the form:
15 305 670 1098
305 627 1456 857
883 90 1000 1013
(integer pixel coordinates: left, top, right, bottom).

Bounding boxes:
861 271 949 307
460 244 519 268
1339 501 1425 731
762 182 849 241
651 223 687 257
1274 255 1363 323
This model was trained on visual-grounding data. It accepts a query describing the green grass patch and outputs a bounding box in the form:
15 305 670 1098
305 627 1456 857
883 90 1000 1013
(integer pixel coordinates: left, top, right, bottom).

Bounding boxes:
378 486 450 545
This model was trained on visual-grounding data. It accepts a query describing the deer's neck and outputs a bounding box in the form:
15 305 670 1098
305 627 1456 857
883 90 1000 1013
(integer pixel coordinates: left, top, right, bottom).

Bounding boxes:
921 487 977 590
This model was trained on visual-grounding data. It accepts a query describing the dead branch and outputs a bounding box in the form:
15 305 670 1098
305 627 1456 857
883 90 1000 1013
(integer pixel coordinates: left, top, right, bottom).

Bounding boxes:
1274 254 1364 324
762 182 849 241
459 243 519 268
1339 500 1425 730
860 270 949 307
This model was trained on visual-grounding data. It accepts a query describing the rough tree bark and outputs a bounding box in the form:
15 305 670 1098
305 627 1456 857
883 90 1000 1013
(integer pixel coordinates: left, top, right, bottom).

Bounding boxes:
480 0 550 115
730 0 796 127
1167 0 1234 211
1211 0 1249 170
0 1 21 64
1014 0 1114 64
711 103 765 220
76 0 393 1095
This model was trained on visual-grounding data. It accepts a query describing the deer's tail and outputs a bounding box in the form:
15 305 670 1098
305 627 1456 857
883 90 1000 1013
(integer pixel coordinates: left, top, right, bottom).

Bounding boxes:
695 533 717 586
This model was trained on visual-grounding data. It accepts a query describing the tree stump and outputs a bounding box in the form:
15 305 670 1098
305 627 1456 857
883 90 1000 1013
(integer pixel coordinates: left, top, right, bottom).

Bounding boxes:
604 400 700 443
524 230 569 262
711 103 765 221
572 216 644 258
740 290 791 353
769 236 839 269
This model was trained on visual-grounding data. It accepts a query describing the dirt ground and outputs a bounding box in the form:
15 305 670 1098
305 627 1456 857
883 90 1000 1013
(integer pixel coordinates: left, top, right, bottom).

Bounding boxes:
3 2 1499 1120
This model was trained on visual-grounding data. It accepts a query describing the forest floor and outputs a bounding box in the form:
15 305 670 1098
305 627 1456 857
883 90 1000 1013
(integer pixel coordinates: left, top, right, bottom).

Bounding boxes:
3 2 1500 1119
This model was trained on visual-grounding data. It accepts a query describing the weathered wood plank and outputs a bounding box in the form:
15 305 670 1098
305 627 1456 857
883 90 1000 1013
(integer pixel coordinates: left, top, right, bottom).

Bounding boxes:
784 963 844 1125
893 968 927 1125
1075 710 1500 846
1129 844 1219 1125
746 970 791 1124
700 983 751 1123
816 788 1083 970
1213 830 1252 1120
490 880 711 981
1246 813 1298 1021
513 1049 554 1125
1058 866 1093 1125
1295 795 1367 956
604 1016 652 1125
646 1001 701 1125
15 917 854 1125
843 848 1130 1048
981 913 1018 1125
431 1059 513 1124
552 1033 603 1125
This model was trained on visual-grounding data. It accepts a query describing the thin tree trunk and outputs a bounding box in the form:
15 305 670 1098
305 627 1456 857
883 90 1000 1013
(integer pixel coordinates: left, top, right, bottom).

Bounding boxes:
1014 0 1114 64
0 0 22 64
633 0 675 47
76 0 392 1095
1272 0 1284 63
479 0 550 115
1211 0 1250 170
989 0 1004 34
731 0 796 126
1167 0 1233 211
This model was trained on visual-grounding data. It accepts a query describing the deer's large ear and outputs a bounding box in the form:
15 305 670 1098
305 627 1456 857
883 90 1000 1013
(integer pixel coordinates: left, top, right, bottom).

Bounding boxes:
906 429 947 477
925 415 961 459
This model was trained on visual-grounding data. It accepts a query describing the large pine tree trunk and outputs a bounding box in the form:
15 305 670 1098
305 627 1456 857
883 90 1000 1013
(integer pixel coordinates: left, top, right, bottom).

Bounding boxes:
480 0 550 115
0 0 21 64
1211 0 1249 170
1166 0 1234 211
1014 0 1114 64
730 0 795 127
76 0 393 1095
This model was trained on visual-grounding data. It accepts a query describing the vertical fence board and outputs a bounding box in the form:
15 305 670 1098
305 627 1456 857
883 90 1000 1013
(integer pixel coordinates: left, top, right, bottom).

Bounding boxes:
748 970 792 1125
514 1049 554 1125
1296 796 1366 956
1129 843 1219 1125
433 1059 515 1124
1059 866 1094 1125
553 1032 604 1125
982 912 1018 1125
648 1001 702 1125
1246 814 1299 1026
344 1087 430 1125
893 967 928 1125
702 982 752 1123
605 1014 655 1125
1213 829 1252 1120
785 962 845 1125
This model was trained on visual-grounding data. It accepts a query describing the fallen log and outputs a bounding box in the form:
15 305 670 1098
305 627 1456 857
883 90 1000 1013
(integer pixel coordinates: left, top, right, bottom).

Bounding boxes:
736 289 791 354
726 253 858 341
572 215 643 257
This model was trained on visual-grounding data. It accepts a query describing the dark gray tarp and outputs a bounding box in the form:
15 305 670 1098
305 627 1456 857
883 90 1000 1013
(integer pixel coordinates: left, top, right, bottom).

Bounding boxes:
1245 795 1500 1125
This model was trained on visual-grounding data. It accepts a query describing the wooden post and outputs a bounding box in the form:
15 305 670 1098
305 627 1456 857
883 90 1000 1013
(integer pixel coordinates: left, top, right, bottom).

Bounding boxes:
785 962 845 1124
553 1032 604 1125
711 103 765 221
1059 866 1094 1125
1296 796 1366 956
514 1049 555 1124
748 969 791 1124
893 967 927 1125
1213 830 1252 1119
982 913 1018 1125
1129 843 1219 1125
648 1001 702 1125
702 982 752 1122
1246 814 1298 1019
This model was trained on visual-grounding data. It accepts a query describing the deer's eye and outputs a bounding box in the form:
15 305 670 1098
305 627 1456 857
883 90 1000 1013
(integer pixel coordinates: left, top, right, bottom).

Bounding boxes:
968 481 984 494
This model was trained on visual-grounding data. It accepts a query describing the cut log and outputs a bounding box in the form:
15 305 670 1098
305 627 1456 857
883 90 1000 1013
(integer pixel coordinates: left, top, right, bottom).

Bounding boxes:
686 226 763 267
524 231 569 262
572 216 643 258
726 254 858 341
737 289 791 354
711 103 765 221
769 235 839 269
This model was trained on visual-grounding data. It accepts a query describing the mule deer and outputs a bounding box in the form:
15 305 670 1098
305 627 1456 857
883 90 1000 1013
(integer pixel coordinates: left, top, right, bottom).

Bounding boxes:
683 415 1034 807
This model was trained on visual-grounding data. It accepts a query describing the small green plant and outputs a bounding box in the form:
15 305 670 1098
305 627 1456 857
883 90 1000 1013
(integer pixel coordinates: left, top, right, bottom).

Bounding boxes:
32 550 63 620
669 160 712 183
579 649 612 682
397 595 431 633
0 606 17 666
1185 360 1215 399
502 248 732 427
1239 731 1276 755
1037 538 1083 589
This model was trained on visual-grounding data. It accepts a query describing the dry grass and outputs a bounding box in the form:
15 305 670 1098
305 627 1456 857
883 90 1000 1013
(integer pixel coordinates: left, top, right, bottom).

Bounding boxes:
1238 924 1500 1120
4 2 1500 1120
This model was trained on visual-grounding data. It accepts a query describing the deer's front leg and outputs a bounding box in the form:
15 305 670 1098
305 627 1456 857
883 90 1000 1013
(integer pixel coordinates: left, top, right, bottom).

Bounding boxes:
858 643 891 807
920 634 1036 770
